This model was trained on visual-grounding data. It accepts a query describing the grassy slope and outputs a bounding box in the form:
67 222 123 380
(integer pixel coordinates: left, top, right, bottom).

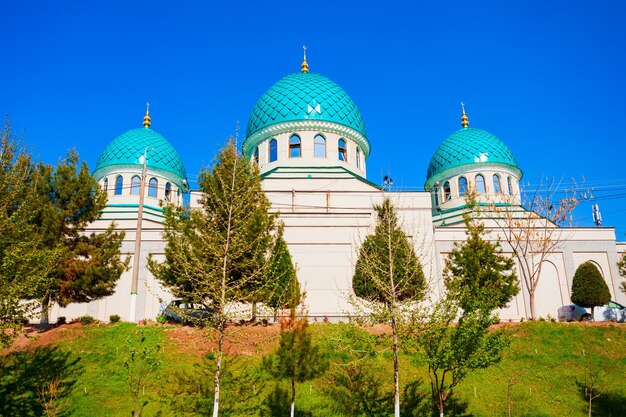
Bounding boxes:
1 322 625 416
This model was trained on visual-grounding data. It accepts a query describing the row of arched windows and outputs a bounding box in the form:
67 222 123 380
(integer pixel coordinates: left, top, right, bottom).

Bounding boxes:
103 176 173 201
255 134 361 167
436 174 515 204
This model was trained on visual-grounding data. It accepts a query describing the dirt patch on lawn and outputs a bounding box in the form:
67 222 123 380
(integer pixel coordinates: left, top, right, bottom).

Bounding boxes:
165 323 283 357
1 323 86 354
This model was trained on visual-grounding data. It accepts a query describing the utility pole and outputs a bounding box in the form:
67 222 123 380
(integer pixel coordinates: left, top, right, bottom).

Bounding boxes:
130 146 151 322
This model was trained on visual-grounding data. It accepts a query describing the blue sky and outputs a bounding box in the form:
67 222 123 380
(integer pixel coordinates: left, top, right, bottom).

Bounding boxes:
3 1 626 238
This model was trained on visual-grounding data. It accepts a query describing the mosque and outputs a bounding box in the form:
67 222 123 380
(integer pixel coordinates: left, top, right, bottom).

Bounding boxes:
49 53 626 323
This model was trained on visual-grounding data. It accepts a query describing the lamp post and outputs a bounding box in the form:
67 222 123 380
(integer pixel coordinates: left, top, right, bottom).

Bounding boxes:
129 146 152 322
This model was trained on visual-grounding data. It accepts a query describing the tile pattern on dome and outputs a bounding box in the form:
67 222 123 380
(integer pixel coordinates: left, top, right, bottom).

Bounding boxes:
95 128 187 179
246 72 367 138
426 128 518 180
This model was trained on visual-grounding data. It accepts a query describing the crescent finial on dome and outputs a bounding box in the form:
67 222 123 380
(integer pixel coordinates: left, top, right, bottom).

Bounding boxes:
461 102 469 128
301 45 309 73
143 102 151 128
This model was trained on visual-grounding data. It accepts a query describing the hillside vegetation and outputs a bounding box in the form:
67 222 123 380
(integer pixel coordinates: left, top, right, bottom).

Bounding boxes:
1 321 625 416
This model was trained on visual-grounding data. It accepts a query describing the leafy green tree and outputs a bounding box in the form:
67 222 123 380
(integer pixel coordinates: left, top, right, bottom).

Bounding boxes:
444 214 519 311
148 139 277 417
421 299 508 417
32 149 128 322
265 225 300 321
422 208 516 417
0 122 61 347
571 262 611 320
122 329 162 417
352 197 426 417
264 308 328 417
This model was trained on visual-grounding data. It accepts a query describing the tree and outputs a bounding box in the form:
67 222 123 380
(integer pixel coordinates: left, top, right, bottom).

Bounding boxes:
421 299 508 417
122 329 162 417
444 213 519 311
422 207 517 417
32 150 128 322
148 139 277 417
571 262 611 320
617 253 626 295
264 304 328 417
0 122 61 347
352 197 426 417
489 179 580 319
265 224 300 321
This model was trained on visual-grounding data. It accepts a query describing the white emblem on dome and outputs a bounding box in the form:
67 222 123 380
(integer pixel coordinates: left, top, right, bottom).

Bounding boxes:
474 153 489 163
307 103 321 114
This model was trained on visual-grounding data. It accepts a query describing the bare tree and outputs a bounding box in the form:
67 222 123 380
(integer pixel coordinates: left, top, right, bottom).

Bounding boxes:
488 178 580 319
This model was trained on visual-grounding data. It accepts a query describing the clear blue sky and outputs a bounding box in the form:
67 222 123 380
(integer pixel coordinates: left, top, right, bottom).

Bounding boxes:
3 1 625 238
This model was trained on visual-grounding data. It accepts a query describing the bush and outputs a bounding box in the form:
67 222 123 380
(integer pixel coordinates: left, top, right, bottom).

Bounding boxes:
156 314 167 324
109 314 121 323
56 316 66 325
79 315 95 325
571 262 611 319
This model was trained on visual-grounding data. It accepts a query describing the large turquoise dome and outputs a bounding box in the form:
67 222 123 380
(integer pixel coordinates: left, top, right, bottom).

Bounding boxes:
93 127 187 186
244 72 370 156
425 127 521 188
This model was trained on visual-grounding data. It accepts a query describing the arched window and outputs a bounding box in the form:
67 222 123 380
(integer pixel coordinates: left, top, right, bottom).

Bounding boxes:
475 174 486 193
314 134 326 158
443 181 451 201
114 175 123 195
289 135 301 158
269 139 278 162
253 146 259 164
131 175 141 195
148 178 158 198
338 138 347 161
165 182 172 202
458 177 468 196
433 186 439 206
493 174 502 194
103 178 108 193
356 147 361 168
507 176 513 194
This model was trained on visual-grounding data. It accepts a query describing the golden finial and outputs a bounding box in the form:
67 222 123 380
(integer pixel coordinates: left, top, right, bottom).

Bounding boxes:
143 102 151 128
301 45 309 73
461 102 469 128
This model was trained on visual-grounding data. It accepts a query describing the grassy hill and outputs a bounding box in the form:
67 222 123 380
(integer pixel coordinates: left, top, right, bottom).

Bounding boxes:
1 321 625 416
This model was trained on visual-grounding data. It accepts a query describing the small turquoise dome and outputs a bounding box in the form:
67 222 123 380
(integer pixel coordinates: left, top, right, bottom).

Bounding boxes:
93 127 187 186
425 127 521 188
244 72 369 156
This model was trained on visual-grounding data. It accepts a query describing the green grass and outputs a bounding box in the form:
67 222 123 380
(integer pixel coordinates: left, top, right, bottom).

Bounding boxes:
1 322 625 416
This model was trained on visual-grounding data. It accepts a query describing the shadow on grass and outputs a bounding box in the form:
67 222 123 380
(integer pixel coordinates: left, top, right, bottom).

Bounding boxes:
0 346 81 417
576 380 626 417
403 379 473 417
263 383 313 417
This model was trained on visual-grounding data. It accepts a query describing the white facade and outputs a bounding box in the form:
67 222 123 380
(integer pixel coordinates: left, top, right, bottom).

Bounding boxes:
52 63 625 323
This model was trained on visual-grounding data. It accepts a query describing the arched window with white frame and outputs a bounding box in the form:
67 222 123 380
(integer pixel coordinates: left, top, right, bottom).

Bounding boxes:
338 138 347 161
269 139 278 162
289 134 301 158
458 176 468 197
103 178 108 193
165 182 172 202
131 175 141 195
443 181 451 201
314 134 326 158
115 175 123 195
475 174 486 193
148 177 158 198
493 174 502 194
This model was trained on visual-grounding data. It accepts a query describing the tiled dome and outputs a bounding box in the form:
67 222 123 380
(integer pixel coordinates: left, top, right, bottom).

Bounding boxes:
426 127 520 187
244 72 368 151
93 127 187 184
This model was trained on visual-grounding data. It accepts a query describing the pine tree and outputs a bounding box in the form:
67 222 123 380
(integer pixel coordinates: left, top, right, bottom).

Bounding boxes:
444 214 519 311
352 197 426 417
0 122 62 346
32 149 128 321
148 139 277 417
571 262 611 320
265 225 300 321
